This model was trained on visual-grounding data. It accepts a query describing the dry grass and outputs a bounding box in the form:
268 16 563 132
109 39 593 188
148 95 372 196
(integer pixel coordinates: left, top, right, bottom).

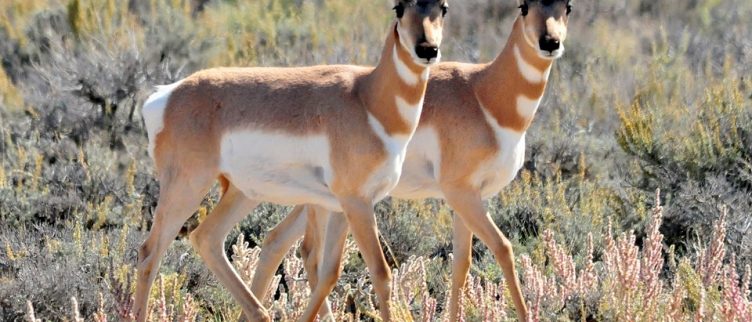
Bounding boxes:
1 0 751 320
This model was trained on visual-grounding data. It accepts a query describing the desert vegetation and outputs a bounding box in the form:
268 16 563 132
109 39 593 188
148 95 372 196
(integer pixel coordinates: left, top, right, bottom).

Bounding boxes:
1 0 750 321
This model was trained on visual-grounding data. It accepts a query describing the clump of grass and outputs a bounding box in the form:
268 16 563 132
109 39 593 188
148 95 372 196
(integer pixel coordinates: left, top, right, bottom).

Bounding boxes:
2 0 752 320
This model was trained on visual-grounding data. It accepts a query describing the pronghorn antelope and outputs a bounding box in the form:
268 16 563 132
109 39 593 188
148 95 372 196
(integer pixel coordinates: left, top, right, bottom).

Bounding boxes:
251 0 572 320
135 1 448 321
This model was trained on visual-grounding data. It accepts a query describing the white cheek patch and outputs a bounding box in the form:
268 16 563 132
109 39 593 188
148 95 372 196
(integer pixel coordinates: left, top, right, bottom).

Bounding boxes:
516 95 542 119
522 25 539 50
393 45 419 85
142 80 184 159
514 45 545 83
395 96 424 129
396 23 415 58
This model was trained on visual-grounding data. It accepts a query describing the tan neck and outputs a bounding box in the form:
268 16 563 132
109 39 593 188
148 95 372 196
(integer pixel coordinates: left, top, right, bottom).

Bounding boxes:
359 22 429 136
476 16 554 133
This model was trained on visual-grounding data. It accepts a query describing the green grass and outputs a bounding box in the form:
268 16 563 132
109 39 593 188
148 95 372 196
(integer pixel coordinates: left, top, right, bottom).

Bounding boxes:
1 0 751 320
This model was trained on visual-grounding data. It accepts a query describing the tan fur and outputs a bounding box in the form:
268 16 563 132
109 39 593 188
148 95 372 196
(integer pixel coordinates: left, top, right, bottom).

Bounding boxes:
424 18 553 188
134 1 449 321
252 4 572 321
152 24 428 197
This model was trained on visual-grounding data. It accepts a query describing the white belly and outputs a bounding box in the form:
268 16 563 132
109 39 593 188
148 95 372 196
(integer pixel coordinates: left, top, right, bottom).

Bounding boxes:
219 130 342 211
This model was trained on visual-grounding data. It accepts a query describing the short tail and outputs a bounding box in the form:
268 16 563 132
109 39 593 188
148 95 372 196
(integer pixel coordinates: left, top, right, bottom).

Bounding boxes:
142 81 183 160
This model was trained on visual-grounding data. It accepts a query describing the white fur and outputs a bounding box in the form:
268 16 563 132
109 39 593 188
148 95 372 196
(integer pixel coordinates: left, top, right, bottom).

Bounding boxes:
473 108 527 199
421 68 430 81
362 113 412 201
516 95 542 119
360 94 425 201
367 114 411 157
218 131 341 211
391 126 443 199
142 80 183 159
395 96 424 131
521 25 539 52
543 65 552 80
393 45 419 85
514 45 545 83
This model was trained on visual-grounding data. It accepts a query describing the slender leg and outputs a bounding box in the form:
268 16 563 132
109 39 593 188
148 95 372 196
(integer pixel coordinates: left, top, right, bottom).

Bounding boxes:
297 212 348 322
134 176 213 322
443 186 528 321
300 207 324 297
251 205 308 302
341 197 393 321
300 207 334 319
448 214 473 320
189 185 269 321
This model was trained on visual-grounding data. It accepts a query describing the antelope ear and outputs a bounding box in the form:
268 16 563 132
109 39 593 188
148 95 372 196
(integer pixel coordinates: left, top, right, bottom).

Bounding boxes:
518 1 529 16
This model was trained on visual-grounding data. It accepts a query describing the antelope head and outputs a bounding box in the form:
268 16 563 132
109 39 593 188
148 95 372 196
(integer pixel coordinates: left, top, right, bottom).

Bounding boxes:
517 0 572 59
393 0 449 66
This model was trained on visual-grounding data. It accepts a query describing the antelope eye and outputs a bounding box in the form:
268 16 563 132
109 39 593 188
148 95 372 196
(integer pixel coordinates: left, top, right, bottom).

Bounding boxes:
441 5 448 17
566 4 573 15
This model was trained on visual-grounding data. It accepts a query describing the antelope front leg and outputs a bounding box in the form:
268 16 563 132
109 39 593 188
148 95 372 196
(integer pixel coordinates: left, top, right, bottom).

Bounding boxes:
443 186 528 321
300 207 335 319
339 197 393 321
298 211 347 322
189 185 268 321
448 214 474 320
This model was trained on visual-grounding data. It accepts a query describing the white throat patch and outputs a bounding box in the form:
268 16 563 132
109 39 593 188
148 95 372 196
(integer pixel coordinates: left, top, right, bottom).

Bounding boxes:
514 45 545 83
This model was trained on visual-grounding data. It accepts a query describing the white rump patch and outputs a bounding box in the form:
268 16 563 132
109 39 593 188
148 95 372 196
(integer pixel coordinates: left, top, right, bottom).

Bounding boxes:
514 45 545 83
516 95 542 119
393 45 419 85
219 130 341 211
142 80 183 159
